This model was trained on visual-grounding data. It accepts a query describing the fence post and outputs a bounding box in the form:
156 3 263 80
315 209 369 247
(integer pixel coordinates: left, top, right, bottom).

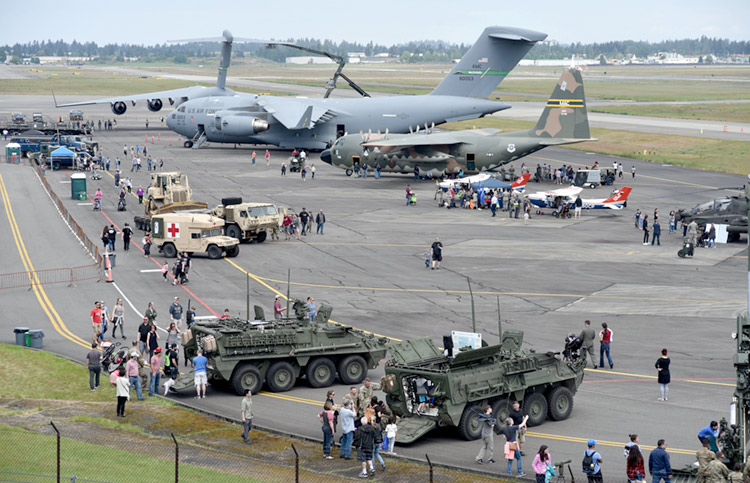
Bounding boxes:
68 268 75 287
425 454 433 483
171 433 179 483
51 421 60 483
291 444 299 483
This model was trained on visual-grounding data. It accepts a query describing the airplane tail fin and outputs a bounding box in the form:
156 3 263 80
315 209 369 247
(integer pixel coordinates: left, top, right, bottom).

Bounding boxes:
430 26 546 98
603 187 632 205
216 30 233 90
511 173 531 191
529 68 591 140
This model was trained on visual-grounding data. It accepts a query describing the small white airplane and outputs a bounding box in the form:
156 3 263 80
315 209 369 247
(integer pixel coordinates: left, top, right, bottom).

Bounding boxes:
528 186 632 211
438 173 531 193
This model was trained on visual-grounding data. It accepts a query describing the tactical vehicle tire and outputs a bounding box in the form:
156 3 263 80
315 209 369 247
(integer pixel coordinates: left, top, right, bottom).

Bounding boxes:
207 245 222 260
547 386 574 421
225 224 242 241
457 404 483 441
226 245 239 258
256 231 267 243
306 357 337 388
221 197 243 206
491 398 512 435
523 392 548 427
345 169 353 177
338 355 367 385
162 243 177 258
267 361 296 392
232 364 263 395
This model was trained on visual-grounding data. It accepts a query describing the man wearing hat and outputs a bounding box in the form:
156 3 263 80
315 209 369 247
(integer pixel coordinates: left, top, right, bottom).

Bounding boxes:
583 439 603 482
126 352 144 401
149 347 163 397
273 295 286 319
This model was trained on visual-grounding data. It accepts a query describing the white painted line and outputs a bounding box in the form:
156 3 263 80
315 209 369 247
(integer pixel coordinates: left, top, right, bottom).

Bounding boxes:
194 315 217 320
139 269 163 273
77 202 93 206
112 282 143 319
59 180 71 183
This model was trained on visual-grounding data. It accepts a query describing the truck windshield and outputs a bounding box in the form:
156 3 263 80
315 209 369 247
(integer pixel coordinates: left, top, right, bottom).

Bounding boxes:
248 206 278 217
201 228 222 238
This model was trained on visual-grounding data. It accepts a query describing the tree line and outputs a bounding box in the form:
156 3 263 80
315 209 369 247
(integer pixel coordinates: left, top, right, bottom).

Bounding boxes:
1 36 748 64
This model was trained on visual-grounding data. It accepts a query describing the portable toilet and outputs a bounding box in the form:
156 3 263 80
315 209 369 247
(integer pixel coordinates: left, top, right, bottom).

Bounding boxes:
71 173 87 200
5 142 21 164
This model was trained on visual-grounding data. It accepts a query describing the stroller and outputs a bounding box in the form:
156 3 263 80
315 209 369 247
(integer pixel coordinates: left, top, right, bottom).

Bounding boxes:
101 341 125 373
678 238 695 258
117 197 127 211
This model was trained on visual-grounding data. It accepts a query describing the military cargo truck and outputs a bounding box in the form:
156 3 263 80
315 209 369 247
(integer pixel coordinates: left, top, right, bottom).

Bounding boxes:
177 302 390 395
151 212 239 259
382 328 586 443
210 197 279 243
134 172 208 230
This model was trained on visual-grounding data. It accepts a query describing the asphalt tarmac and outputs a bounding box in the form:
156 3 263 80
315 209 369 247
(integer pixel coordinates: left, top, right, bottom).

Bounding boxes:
0 110 747 479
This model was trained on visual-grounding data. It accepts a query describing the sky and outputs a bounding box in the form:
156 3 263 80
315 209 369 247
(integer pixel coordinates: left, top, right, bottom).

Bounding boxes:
3 0 748 47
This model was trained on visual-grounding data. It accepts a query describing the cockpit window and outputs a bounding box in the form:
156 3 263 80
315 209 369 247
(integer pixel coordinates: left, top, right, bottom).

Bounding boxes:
716 199 732 212
178 106 185 113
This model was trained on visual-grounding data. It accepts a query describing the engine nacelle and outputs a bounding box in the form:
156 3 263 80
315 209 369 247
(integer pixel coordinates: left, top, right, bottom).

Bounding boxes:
147 99 163 112
220 115 269 137
111 102 127 115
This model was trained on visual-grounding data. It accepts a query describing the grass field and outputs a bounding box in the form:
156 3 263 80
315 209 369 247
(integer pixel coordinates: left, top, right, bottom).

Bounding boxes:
591 103 750 123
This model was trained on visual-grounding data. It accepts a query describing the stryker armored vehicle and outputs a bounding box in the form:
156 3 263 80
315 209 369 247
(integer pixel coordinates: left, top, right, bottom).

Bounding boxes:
381 324 586 443
177 301 390 395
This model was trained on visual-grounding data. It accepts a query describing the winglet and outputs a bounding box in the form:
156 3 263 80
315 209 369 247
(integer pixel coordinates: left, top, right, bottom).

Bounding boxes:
295 105 314 129
603 187 632 204
52 90 59 108
511 173 531 191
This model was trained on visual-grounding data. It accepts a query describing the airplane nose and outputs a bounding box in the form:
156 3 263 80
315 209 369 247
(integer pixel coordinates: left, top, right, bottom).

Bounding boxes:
320 149 332 165
165 112 175 130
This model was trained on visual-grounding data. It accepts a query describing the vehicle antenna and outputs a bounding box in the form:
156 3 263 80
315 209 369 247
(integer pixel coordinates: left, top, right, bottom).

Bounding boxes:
467 277 476 333
246 272 251 322
497 296 502 344
286 268 291 318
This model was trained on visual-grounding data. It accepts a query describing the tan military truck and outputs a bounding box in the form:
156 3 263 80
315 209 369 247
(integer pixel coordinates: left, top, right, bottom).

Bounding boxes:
210 197 279 243
151 213 239 259
134 172 208 230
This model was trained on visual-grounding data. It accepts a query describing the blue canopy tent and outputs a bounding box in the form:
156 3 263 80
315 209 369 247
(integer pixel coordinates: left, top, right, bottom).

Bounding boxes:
470 177 511 190
49 146 76 170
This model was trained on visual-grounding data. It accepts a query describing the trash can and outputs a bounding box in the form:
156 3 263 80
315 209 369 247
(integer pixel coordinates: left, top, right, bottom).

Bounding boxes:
28 329 44 349
13 327 29 346
71 173 87 200
25 332 31 347
103 252 116 268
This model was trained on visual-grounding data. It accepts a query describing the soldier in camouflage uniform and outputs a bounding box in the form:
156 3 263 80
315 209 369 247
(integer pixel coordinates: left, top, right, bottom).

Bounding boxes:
357 377 384 416
706 457 729 482
727 462 743 482
696 441 716 483
342 386 357 407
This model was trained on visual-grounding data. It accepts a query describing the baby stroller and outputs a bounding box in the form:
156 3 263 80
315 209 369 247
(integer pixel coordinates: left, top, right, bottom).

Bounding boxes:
101 341 125 373
678 238 694 258
117 197 127 211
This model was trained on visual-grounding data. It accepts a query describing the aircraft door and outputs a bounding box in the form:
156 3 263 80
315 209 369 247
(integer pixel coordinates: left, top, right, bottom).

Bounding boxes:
336 124 345 139
466 153 476 171
352 156 360 169
215 116 222 131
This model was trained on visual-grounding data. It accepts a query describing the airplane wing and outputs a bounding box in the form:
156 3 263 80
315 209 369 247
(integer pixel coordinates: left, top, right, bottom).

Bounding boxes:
531 186 584 197
537 138 597 146
54 85 223 108
258 97 339 130
362 132 464 150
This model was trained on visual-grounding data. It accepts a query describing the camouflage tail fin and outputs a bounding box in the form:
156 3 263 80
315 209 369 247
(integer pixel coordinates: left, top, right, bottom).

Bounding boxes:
530 68 590 139
430 26 546 98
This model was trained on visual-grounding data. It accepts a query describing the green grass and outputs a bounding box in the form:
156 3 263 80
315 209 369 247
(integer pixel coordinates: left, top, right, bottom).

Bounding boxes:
0 424 264 482
591 103 750 123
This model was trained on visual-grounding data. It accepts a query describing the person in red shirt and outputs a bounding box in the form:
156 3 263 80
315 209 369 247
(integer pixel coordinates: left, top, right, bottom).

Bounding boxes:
599 322 614 369
220 309 231 319
90 301 103 337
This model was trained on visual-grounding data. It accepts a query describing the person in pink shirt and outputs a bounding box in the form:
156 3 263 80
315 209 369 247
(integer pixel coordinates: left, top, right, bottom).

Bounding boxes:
532 445 552 483
149 347 162 397
126 353 144 400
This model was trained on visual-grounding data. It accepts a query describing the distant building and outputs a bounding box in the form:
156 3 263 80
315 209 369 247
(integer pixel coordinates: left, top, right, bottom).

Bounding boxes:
285 56 335 65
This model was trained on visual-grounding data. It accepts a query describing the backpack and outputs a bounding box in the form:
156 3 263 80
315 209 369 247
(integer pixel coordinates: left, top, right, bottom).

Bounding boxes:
582 450 594 474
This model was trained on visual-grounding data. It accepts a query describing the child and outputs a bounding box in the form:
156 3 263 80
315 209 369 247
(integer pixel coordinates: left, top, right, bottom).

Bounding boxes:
161 262 169 282
163 373 177 396
424 247 431 269
524 211 530 226
385 417 398 455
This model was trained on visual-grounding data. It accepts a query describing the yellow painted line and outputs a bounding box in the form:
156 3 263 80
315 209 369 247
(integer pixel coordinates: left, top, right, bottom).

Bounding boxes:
584 368 734 387
0 174 89 349
258 391 323 406
223 259 401 341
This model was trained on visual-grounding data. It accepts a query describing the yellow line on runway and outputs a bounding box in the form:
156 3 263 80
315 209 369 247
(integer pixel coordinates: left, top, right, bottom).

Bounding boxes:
223 259 401 341
0 174 90 349
584 368 734 387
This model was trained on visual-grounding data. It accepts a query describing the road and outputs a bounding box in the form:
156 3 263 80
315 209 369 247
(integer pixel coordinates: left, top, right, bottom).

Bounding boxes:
0 108 745 479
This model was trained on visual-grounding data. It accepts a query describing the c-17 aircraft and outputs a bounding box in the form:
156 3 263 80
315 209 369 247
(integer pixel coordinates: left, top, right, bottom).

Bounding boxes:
527 186 633 212
320 67 593 177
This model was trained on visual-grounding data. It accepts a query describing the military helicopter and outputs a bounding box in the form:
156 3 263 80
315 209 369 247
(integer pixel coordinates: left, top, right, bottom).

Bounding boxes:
675 195 748 242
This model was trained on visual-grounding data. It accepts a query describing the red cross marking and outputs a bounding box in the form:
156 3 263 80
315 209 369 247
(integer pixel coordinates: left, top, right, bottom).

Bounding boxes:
167 223 180 238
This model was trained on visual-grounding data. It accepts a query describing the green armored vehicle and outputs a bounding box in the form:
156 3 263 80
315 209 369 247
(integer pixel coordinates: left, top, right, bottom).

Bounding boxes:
178 301 390 395
381 328 586 443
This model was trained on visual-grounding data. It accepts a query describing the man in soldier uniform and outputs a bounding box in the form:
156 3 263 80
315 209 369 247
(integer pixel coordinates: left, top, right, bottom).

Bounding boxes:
579 320 597 368
342 386 357 407
695 440 716 483
357 377 384 416
705 453 729 482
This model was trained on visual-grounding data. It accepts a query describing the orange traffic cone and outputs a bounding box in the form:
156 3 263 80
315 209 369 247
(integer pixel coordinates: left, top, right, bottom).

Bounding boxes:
104 251 114 283
158 133 161 141
169 136 172 146
152 136 154 144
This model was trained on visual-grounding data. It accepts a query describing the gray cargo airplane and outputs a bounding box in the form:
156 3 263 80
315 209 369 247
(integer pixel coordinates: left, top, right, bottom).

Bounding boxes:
320 68 594 177
162 26 546 150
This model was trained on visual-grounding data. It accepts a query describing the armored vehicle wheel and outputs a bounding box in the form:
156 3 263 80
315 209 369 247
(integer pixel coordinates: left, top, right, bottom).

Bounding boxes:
267 361 296 392
256 231 267 243
523 392 548 427
162 243 177 258
306 357 337 388
226 245 239 258
491 398 512 435
457 404 483 441
231 364 263 396
207 245 222 259
338 355 367 385
547 386 574 421
225 224 242 241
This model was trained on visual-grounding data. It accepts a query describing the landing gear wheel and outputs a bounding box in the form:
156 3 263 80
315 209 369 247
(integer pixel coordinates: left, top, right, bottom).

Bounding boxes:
225 245 239 258
523 392 548 427
266 361 295 392
162 243 177 258
547 386 574 421
184 140 193 148
491 398 511 435
345 169 353 177
231 364 262 396
207 245 222 259
457 404 483 440
306 358 337 388
337 355 367 385
255 231 267 243
225 224 242 241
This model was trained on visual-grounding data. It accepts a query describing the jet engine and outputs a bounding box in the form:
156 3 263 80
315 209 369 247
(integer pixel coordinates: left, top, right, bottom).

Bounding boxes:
220 115 269 137
147 99 163 112
111 102 127 115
